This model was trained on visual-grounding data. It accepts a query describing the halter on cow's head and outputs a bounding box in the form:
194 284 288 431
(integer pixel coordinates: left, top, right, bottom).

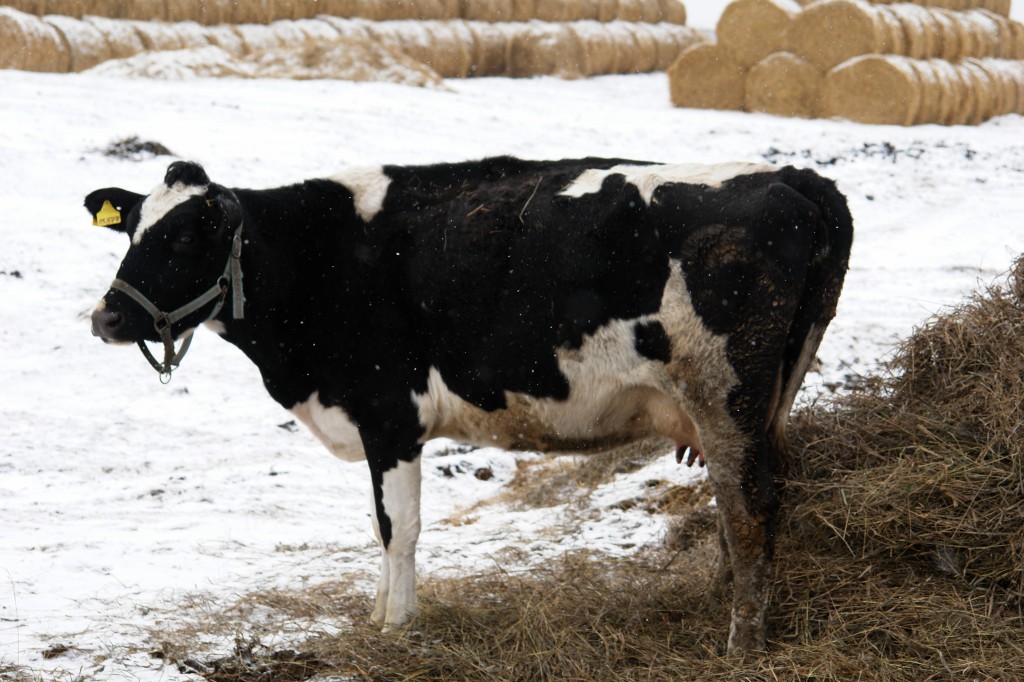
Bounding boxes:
85 161 245 382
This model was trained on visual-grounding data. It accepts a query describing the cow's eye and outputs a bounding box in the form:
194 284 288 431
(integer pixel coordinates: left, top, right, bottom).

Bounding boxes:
177 233 194 245
172 231 200 253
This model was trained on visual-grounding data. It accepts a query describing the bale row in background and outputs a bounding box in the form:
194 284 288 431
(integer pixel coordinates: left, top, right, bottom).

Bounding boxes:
868 0 1011 17
822 54 1024 125
0 0 687 24
790 0 1024 71
0 7 706 77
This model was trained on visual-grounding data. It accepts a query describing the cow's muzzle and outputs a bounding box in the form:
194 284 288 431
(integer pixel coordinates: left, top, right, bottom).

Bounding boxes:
91 306 126 342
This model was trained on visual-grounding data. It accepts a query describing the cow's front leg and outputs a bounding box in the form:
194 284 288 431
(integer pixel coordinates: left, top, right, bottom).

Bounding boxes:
367 451 422 630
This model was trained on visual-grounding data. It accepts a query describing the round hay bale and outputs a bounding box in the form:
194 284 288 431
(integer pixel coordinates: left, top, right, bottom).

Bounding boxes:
821 54 921 125
959 57 997 123
173 20 211 48
123 0 167 21
81 0 121 18
202 23 246 55
931 8 962 60
889 4 931 59
274 0 300 20
945 58 974 124
628 22 660 71
198 0 232 24
904 58 943 124
269 19 307 47
404 0 446 20
597 0 618 22
745 50 822 118
43 0 86 17
717 0 801 68
293 18 341 42
960 9 1001 58
462 0 513 22
604 19 640 73
84 15 145 58
570 20 616 75
423 20 473 77
657 0 686 25
873 6 908 56
316 15 373 40
1012 20 1024 60
129 19 185 49
987 12 1016 59
0 7 70 71
667 42 747 110
637 0 663 23
510 22 584 77
165 0 199 23
232 22 286 52
975 58 1016 116
615 0 644 22
231 0 273 24
576 0 601 21
2 1 41 15
511 0 535 21
318 0 357 16
533 0 576 21
928 58 961 124
788 0 883 71
984 0 1011 16
44 13 113 70
647 21 690 70
466 20 511 76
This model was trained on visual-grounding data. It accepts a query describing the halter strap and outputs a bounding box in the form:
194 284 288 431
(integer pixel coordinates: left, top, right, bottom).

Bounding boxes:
109 220 245 382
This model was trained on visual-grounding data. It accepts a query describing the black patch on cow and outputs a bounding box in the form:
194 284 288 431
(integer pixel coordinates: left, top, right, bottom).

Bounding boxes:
633 321 672 363
165 160 210 187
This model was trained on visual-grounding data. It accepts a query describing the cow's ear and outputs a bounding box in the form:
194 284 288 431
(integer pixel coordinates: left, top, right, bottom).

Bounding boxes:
205 184 242 231
84 187 143 233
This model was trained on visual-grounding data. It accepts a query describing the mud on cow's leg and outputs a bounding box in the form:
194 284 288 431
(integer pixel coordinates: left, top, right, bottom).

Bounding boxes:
706 436 779 655
364 426 423 631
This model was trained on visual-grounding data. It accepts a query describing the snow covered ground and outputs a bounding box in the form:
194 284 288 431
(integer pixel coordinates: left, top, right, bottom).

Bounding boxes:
1 61 1022 681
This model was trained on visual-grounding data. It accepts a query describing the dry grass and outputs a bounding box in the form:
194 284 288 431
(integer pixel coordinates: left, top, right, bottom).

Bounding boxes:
156 256 1024 681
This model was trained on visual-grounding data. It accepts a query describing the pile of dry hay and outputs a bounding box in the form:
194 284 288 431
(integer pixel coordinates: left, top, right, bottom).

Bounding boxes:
0 7 707 79
150 258 1024 680
1 0 689 25
668 0 1024 125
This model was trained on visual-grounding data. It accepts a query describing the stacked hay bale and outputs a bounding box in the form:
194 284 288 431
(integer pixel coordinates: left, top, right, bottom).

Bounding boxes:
0 4 707 80
668 0 1024 125
7 0 688 25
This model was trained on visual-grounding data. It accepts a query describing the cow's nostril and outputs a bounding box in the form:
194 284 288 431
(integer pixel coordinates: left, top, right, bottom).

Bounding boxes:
91 309 123 338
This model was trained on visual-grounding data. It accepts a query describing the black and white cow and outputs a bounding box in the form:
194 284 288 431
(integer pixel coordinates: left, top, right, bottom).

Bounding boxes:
86 156 852 653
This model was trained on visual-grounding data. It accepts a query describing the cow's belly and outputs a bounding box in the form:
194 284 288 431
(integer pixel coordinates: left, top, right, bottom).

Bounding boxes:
290 391 366 462
413 260 733 455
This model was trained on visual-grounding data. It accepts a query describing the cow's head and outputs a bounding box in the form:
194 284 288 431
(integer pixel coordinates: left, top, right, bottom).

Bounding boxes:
86 161 243 349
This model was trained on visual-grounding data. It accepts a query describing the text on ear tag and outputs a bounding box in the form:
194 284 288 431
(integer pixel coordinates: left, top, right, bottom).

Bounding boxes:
93 200 122 227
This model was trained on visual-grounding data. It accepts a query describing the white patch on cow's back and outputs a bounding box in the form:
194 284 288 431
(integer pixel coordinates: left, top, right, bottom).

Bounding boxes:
133 181 208 244
289 391 365 462
559 162 776 205
412 260 740 456
328 166 391 222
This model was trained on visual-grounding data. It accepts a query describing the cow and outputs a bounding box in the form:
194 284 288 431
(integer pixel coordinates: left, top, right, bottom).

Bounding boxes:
85 156 852 654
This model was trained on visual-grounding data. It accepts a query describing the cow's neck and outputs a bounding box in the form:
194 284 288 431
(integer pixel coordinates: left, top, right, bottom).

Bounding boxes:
211 180 371 407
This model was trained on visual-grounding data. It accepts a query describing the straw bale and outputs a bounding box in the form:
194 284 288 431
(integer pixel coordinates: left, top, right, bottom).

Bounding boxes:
397 0 445 20
510 22 585 77
745 50 821 118
628 21 660 71
461 0 513 21
988 11 1017 58
292 18 341 42
821 54 921 125
269 19 308 47
904 58 943 123
274 0 300 20
315 14 373 40
958 58 997 122
230 0 273 24
648 21 703 70
930 8 961 60
0 7 69 71
165 0 198 22
202 23 246 56
511 0 535 21
173 20 210 47
44 14 113 70
667 43 747 110
198 0 233 24
636 0 663 23
41 0 86 17
615 0 645 22
926 58 961 124
318 0 357 16
958 9 1001 58
717 0 800 68
126 19 181 48
423 21 473 77
232 22 286 52
575 0 601 20
656 0 686 25
1013 21 1024 59
570 20 616 75
788 0 883 71
534 0 580 21
597 0 618 21
466 20 511 76
944 57 973 124
123 0 167 20
2 1 41 14
604 19 639 73
84 15 145 58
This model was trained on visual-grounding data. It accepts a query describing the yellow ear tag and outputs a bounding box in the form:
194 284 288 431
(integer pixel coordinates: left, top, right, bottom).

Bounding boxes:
93 200 122 227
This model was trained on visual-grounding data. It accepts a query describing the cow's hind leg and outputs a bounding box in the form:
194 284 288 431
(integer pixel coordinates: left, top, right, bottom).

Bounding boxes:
368 455 422 630
706 434 779 655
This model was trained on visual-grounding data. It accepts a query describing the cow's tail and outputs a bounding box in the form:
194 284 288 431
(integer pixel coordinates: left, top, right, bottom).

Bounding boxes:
767 168 854 466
